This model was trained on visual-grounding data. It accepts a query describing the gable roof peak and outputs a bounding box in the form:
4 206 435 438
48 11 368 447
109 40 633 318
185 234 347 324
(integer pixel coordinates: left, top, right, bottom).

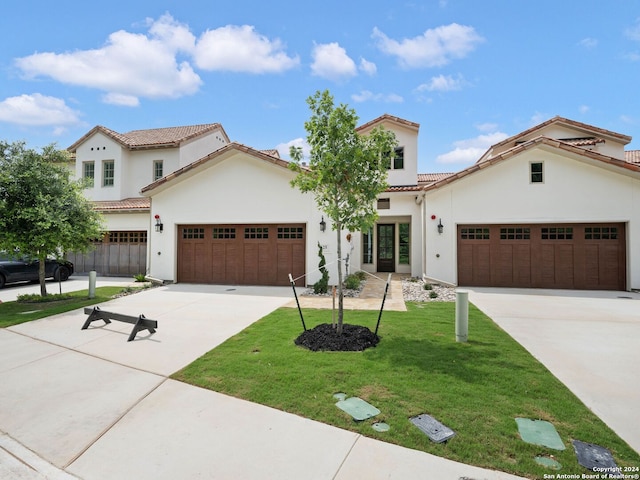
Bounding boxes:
356 113 419 132
68 122 229 152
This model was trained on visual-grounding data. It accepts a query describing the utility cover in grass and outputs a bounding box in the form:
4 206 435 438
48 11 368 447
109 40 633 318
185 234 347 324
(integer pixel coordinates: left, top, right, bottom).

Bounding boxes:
515 418 565 450
572 439 620 475
535 456 562 470
336 397 380 421
410 414 456 443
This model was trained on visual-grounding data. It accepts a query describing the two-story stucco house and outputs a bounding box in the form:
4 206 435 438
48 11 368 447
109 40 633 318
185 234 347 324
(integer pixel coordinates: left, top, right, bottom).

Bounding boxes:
67 124 230 275
68 115 640 292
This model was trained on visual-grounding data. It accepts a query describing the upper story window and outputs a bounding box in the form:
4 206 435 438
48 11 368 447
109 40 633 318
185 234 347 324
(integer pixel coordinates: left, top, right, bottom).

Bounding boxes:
384 147 405 170
377 198 390 210
103 160 114 187
530 162 543 183
153 160 163 181
83 161 95 188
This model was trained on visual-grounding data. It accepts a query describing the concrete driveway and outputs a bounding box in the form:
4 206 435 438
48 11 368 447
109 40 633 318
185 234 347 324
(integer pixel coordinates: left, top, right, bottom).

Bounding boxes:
467 287 640 455
0 283 524 480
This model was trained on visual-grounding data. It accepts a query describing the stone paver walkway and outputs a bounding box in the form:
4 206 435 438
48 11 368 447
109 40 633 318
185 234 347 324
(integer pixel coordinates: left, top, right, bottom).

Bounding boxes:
285 273 408 311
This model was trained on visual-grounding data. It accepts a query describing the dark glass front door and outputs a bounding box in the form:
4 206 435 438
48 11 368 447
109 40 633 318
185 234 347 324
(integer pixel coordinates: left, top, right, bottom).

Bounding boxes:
377 224 395 272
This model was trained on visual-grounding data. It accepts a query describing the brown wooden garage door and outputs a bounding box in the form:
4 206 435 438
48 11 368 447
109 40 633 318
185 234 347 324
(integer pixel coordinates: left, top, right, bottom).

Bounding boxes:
457 223 626 290
178 224 305 286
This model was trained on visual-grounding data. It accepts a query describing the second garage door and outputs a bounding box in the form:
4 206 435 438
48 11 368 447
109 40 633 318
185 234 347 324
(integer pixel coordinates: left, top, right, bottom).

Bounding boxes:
457 223 626 290
178 224 305 286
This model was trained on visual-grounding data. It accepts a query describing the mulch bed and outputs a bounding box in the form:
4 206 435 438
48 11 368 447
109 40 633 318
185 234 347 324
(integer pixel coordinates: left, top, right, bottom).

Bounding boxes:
294 323 380 352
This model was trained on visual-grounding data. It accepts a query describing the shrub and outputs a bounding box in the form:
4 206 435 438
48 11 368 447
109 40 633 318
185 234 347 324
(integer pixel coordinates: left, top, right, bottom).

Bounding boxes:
17 293 74 303
344 274 361 290
134 273 147 282
355 270 367 281
423 283 433 290
313 242 329 294
429 291 438 299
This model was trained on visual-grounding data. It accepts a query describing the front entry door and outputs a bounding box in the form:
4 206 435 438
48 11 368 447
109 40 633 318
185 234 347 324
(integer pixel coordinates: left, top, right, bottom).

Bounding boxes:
377 224 395 272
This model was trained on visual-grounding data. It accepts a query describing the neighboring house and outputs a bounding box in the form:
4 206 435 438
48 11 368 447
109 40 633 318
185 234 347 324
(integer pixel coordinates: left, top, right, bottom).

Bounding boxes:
66 124 230 275
68 115 640 292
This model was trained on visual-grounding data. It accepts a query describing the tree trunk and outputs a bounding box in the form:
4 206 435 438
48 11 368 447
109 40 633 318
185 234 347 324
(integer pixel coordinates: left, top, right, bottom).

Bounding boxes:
336 222 344 334
38 254 47 297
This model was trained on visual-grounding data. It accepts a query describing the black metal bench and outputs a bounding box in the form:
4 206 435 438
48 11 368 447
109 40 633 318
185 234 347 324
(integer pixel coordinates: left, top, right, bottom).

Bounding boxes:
82 306 157 342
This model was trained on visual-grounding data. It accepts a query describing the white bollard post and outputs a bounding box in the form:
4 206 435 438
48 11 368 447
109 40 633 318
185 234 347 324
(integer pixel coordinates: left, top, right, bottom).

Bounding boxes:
455 290 468 343
88 270 97 299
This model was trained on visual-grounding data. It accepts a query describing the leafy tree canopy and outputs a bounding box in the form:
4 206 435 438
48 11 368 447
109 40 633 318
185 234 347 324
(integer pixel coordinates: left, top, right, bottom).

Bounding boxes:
289 90 397 233
0 141 104 295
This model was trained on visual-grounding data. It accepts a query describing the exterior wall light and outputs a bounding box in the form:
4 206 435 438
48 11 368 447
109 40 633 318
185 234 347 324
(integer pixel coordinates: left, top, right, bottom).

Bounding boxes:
437 218 444 234
320 216 326 232
155 214 163 233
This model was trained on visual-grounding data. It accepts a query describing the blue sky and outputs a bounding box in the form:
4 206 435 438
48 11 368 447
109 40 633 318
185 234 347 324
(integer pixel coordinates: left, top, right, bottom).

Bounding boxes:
1 1 639 173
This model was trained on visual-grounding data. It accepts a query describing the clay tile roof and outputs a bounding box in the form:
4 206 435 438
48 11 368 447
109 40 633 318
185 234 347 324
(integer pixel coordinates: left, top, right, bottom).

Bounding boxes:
68 123 228 152
121 124 223 148
418 172 455 184
559 137 606 147
260 149 280 158
385 185 423 192
92 197 151 212
626 150 640 164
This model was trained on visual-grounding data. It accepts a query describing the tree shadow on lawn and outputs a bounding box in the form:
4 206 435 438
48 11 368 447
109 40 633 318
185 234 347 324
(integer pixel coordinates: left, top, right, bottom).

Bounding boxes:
368 335 536 386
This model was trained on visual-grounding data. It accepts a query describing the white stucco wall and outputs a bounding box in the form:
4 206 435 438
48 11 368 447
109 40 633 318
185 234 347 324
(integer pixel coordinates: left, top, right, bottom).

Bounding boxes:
74 133 124 201
123 149 180 198
178 130 228 168
424 145 640 289
146 151 338 285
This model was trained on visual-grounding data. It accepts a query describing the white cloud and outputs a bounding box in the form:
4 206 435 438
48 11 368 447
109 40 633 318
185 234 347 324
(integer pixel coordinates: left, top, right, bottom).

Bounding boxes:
351 90 403 103
102 93 140 107
277 137 310 161
13 14 300 106
359 58 377 76
436 131 508 165
310 42 357 82
529 112 549 127
579 105 590 114
416 74 467 92
625 19 640 41
475 122 498 132
15 14 202 104
578 37 598 48
0 93 81 127
194 25 299 73
372 24 484 68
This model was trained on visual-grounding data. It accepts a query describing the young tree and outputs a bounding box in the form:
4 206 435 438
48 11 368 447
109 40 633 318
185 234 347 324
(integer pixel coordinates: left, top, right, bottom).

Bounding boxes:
289 90 397 333
0 141 104 296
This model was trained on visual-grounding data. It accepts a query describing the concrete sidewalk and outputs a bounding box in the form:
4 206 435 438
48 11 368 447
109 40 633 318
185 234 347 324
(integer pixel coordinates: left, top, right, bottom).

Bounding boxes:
0 283 524 480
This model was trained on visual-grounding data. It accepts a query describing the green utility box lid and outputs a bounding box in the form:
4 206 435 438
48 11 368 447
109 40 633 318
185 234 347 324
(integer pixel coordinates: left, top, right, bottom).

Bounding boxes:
335 397 380 421
515 418 565 450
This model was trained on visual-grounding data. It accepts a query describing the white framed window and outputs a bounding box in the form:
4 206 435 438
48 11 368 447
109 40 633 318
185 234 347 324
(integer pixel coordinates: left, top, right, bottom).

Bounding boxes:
83 161 95 187
103 160 114 187
153 160 163 181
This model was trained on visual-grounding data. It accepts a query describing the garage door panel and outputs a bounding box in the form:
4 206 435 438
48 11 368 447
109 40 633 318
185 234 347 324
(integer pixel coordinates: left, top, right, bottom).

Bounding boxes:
458 223 625 290
179 224 305 286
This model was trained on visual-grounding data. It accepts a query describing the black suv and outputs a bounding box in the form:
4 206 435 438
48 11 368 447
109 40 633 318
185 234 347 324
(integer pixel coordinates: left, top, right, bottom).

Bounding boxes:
0 253 74 288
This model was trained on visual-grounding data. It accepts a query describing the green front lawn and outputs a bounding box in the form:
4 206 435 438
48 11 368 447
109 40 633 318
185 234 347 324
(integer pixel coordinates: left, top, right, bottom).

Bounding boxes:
0 286 141 328
173 303 640 479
